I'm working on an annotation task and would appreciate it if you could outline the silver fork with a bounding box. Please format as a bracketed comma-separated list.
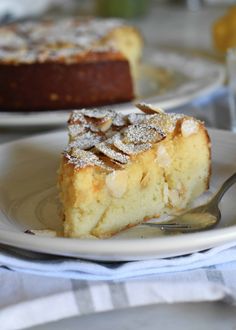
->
[143, 172, 236, 233]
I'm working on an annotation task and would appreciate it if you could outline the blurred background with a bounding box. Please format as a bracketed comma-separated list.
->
[0, 0, 235, 57]
[0, 0, 234, 22]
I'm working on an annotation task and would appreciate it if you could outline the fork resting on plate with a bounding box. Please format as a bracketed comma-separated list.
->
[143, 172, 236, 233]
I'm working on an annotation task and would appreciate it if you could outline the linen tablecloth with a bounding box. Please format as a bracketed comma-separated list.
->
[1, 241, 236, 330]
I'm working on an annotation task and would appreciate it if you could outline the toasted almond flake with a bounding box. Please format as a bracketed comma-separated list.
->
[105, 170, 128, 198]
[163, 182, 169, 204]
[136, 103, 165, 115]
[69, 131, 103, 150]
[181, 119, 199, 137]
[96, 141, 129, 164]
[168, 189, 180, 207]
[113, 134, 151, 155]
[156, 145, 171, 168]
[128, 113, 152, 124]
[98, 118, 113, 132]
[80, 108, 111, 119]
[65, 149, 110, 170]
[68, 124, 86, 138]
[124, 123, 164, 144]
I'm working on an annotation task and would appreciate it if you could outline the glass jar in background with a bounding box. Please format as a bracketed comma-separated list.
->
[227, 47, 236, 132]
[212, 6, 236, 54]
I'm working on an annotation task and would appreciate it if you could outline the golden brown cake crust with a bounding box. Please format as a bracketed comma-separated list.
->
[0, 57, 133, 111]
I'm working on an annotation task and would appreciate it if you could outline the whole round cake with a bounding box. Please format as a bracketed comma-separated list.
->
[0, 18, 142, 111]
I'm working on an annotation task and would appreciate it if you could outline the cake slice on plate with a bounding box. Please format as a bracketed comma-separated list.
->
[58, 104, 211, 238]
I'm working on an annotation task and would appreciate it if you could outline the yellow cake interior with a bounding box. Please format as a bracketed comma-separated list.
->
[100, 26, 143, 77]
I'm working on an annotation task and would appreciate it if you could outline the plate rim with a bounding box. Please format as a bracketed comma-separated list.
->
[0, 128, 236, 261]
[1, 224, 236, 261]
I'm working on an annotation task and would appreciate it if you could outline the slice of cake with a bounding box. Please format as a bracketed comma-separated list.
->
[0, 18, 142, 111]
[58, 104, 211, 239]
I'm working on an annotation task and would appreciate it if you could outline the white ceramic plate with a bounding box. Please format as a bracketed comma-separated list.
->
[0, 49, 225, 127]
[0, 128, 236, 261]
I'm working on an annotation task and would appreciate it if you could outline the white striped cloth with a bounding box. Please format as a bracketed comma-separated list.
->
[1, 241, 236, 330]
[0, 268, 235, 330]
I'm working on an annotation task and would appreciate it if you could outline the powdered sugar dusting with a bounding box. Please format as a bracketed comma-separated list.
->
[65, 149, 110, 170]
[0, 18, 124, 64]
[64, 104, 194, 171]
[124, 123, 164, 144]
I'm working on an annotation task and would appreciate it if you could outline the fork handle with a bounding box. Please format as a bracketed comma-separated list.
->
[213, 172, 236, 203]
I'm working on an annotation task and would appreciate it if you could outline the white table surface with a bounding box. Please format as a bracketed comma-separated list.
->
[30, 302, 236, 330]
[2, 3, 236, 329]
